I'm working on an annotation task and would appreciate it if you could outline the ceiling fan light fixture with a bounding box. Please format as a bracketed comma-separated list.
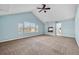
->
[37, 4, 50, 13]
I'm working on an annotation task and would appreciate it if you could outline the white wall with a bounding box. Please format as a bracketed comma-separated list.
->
[75, 5, 79, 46]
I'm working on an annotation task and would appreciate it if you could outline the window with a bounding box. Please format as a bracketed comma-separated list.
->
[24, 22, 30, 32]
[30, 23, 36, 32]
[24, 22, 38, 32]
[36, 25, 38, 32]
[18, 22, 38, 33]
[18, 23, 23, 32]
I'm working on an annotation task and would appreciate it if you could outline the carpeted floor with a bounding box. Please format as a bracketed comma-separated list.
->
[0, 35, 79, 55]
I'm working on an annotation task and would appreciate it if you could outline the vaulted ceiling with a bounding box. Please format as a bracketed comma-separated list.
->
[0, 4, 77, 22]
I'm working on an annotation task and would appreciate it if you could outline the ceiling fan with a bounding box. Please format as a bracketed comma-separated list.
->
[37, 4, 50, 13]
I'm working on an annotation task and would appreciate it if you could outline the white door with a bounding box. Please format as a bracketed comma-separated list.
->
[56, 22, 62, 36]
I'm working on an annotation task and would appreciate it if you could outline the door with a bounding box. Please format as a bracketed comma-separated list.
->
[56, 22, 62, 36]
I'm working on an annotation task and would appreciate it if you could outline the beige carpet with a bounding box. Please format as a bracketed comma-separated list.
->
[0, 35, 79, 55]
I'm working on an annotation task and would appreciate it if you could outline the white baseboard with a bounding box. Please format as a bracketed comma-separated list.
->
[75, 39, 79, 47]
[0, 34, 43, 43]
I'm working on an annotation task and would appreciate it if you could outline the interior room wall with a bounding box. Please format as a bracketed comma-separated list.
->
[60, 19, 75, 38]
[0, 11, 75, 42]
[44, 19, 75, 38]
[0, 12, 44, 42]
[75, 5, 79, 46]
[0, 19, 3, 39]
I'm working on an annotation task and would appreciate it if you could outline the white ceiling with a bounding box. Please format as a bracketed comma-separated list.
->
[0, 4, 77, 22]
[0, 4, 38, 15]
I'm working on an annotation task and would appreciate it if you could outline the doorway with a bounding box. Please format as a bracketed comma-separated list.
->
[56, 22, 62, 36]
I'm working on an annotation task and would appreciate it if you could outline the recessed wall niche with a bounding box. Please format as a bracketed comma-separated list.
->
[48, 27, 53, 32]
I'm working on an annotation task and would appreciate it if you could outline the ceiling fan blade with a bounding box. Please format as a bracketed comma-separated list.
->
[39, 9, 43, 12]
[37, 8, 42, 9]
[42, 4, 46, 9]
[45, 8, 50, 10]
[37, 4, 50, 13]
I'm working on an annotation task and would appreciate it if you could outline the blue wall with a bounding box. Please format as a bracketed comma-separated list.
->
[0, 18, 3, 39]
[61, 19, 75, 38]
[45, 19, 75, 38]
[0, 12, 44, 42]
[0, 11, 75, 42]
[75, 6, 79, 46]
